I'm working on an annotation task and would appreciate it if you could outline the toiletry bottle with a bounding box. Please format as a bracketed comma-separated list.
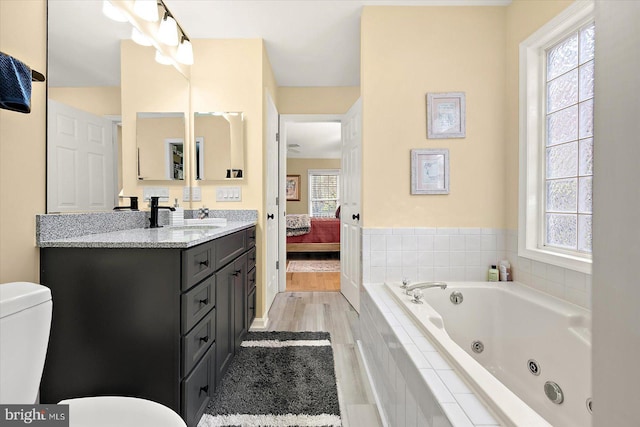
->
[488, 265, 499, 282]
[499, 260, 511, 281]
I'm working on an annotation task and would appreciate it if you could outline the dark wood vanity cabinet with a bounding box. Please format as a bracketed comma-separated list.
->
[39, 226, 256, 427]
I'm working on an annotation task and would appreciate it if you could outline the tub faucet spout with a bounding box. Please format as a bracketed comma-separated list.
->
[405, 281, 447, 295]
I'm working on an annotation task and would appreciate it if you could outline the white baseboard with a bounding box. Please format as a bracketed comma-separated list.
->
[249, 316, 269, 330]
[356, 339, 389, 427]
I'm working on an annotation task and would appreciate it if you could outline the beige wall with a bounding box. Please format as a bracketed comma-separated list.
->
[136, 116, 185, 180]
[286, 158, 342, 215]
[0, 0, 47, 283]
[504, 0, 573, 229]
[278, 87, 359, 114]
[120, 41, 190, 201]
[48, 86, 121, 117]
[362, 6, 506, 228]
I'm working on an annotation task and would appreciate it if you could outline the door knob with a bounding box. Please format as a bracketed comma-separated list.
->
[267, 213, 274, 219]
[352, 213, 360, 221]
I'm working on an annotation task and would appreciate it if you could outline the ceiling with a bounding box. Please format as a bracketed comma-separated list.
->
[286, 122, 342, 159]
[47, 0, 510, 157]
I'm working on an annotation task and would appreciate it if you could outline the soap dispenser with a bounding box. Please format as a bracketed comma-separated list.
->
[170, 198, 184, 226]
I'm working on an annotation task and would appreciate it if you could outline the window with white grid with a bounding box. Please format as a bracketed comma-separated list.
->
[308, 169, 340, 217]
[519, 0, 593, 273]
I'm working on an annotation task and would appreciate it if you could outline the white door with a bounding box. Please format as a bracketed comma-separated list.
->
[47, 100, 115, 212]
[265, 92, 280, 314]
[340, 98, 362, 312]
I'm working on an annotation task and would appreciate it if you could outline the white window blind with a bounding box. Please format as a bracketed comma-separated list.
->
[308, 169, 340, 217]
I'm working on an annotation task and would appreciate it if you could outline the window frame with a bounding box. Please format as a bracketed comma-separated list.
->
[307, 168, 340, 218]
[518, 0, 594, 274]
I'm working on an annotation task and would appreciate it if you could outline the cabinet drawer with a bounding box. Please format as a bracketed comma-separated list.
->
[247, 288, 256, 328]
[183, 242, 215, 291]
[182, 309, 215, 377]
[215, 231, 246, 268]
[247, 246, 256, 271]
[182, 345, 214, 427]
[182, 275, 215, 334]
[246, 226, 256, 249]
[247, 267, 256, 294]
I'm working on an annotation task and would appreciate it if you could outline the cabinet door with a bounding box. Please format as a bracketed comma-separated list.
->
[215, 262, 234, 385]
[233, 254, 248, 351]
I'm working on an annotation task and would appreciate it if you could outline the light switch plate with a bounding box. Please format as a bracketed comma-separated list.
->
[191, 187, 202, 202]
[216, 186, 242, 202]
[182, 187, 191, 202]
[143, 187, 169, 202]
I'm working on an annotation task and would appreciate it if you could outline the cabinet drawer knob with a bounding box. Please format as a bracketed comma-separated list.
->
[198, 298, 208, 305]
[199, 260, 209, 267]
[199, 385, 209, 394]
[232, 270, 241, 276]
[199, 336, 209, 343]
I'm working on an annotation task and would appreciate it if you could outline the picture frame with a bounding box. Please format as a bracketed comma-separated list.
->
[411, 149, 449, 195]
[426, 92, 466, 139]
[286, 175, 301, 201]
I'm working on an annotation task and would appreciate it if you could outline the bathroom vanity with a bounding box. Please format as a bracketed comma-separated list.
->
[38, 223, 256, 427]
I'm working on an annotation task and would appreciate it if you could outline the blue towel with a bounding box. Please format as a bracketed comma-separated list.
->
[0, 52, 32, 114]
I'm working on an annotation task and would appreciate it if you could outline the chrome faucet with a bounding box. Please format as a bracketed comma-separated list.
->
[198, 207, 209, 220]
[404, 281, 447, 295]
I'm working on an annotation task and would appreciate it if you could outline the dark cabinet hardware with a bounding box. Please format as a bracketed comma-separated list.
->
[267, 213, 274, 219]
[232, 270, 241, 276]
[352, 213, 360, 221]
[199, 336, 209, 343]
[199, 260, 209, 267]
[198, 298, 208, 305]
[199, 386, 209, 394]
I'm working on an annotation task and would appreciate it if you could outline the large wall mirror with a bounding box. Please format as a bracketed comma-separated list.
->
[193, 112, 245, 180]
[46, 0, 190, 213]
[136, 113, 186, 181]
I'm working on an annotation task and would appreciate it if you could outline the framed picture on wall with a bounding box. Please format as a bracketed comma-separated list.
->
[426, 92, 466, 139]
[411, 149, 449, 194]
[286, 175, 301, 201]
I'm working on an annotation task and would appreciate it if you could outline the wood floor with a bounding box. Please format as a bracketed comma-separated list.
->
[265, 292, 383, 427]
[286, 270, 341, 292]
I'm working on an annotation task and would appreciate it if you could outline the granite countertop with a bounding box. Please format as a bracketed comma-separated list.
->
[37, 221, 256, 249]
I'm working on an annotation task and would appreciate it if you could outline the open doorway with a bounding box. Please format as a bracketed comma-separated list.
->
[280, 117, 342, 292]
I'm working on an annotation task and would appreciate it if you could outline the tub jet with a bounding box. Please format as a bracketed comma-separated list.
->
[544, 381, 564, 404]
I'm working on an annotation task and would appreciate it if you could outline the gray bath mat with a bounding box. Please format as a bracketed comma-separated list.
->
[198, 331, 341, 427]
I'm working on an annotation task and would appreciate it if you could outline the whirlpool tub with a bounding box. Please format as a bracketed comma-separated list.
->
[384, 281, 592, 427]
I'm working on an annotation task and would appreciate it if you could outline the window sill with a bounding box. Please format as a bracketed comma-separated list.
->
[518, 244, 592, 274]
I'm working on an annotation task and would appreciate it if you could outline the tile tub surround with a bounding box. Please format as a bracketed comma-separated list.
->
[358, 283, 501, 427]
[362, 228, 591, 309]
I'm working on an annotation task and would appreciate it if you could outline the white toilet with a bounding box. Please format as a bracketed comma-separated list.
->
[0, 282, 187, 427]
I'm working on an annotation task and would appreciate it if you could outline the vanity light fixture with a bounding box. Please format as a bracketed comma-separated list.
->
[132, 27, 153, 46]
[133, 0, 159, 22]
[154, 50, 173, 65]
[158, 11, 179, 46]
[176, 37, 194, 65]
[102, 0, 128, 22]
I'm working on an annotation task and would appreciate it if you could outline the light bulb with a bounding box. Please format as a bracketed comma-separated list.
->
[131, 27, 152, 46]
[102, 0, 128, 22]
[133, 0, 159, 22]
[176, 39, 194, 65]
[155, 50, 173, 65]
[158, 14, 179, 46]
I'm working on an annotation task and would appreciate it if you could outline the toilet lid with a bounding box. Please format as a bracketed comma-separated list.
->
[0, 282, 52, 318]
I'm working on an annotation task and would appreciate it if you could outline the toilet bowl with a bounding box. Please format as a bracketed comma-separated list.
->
[0, 282, 186, 427]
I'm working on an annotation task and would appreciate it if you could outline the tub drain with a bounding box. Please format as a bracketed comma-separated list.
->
[471, 340, 484, 354]
[527, 359, 541, 376]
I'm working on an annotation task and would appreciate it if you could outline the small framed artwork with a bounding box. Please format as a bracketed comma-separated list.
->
[411, 149, 449, 195]
[286, 175, 301, 201]
[426, 92, 466, 139]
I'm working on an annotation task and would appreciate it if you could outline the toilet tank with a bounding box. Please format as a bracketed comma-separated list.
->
[0, 282, 52, 404]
